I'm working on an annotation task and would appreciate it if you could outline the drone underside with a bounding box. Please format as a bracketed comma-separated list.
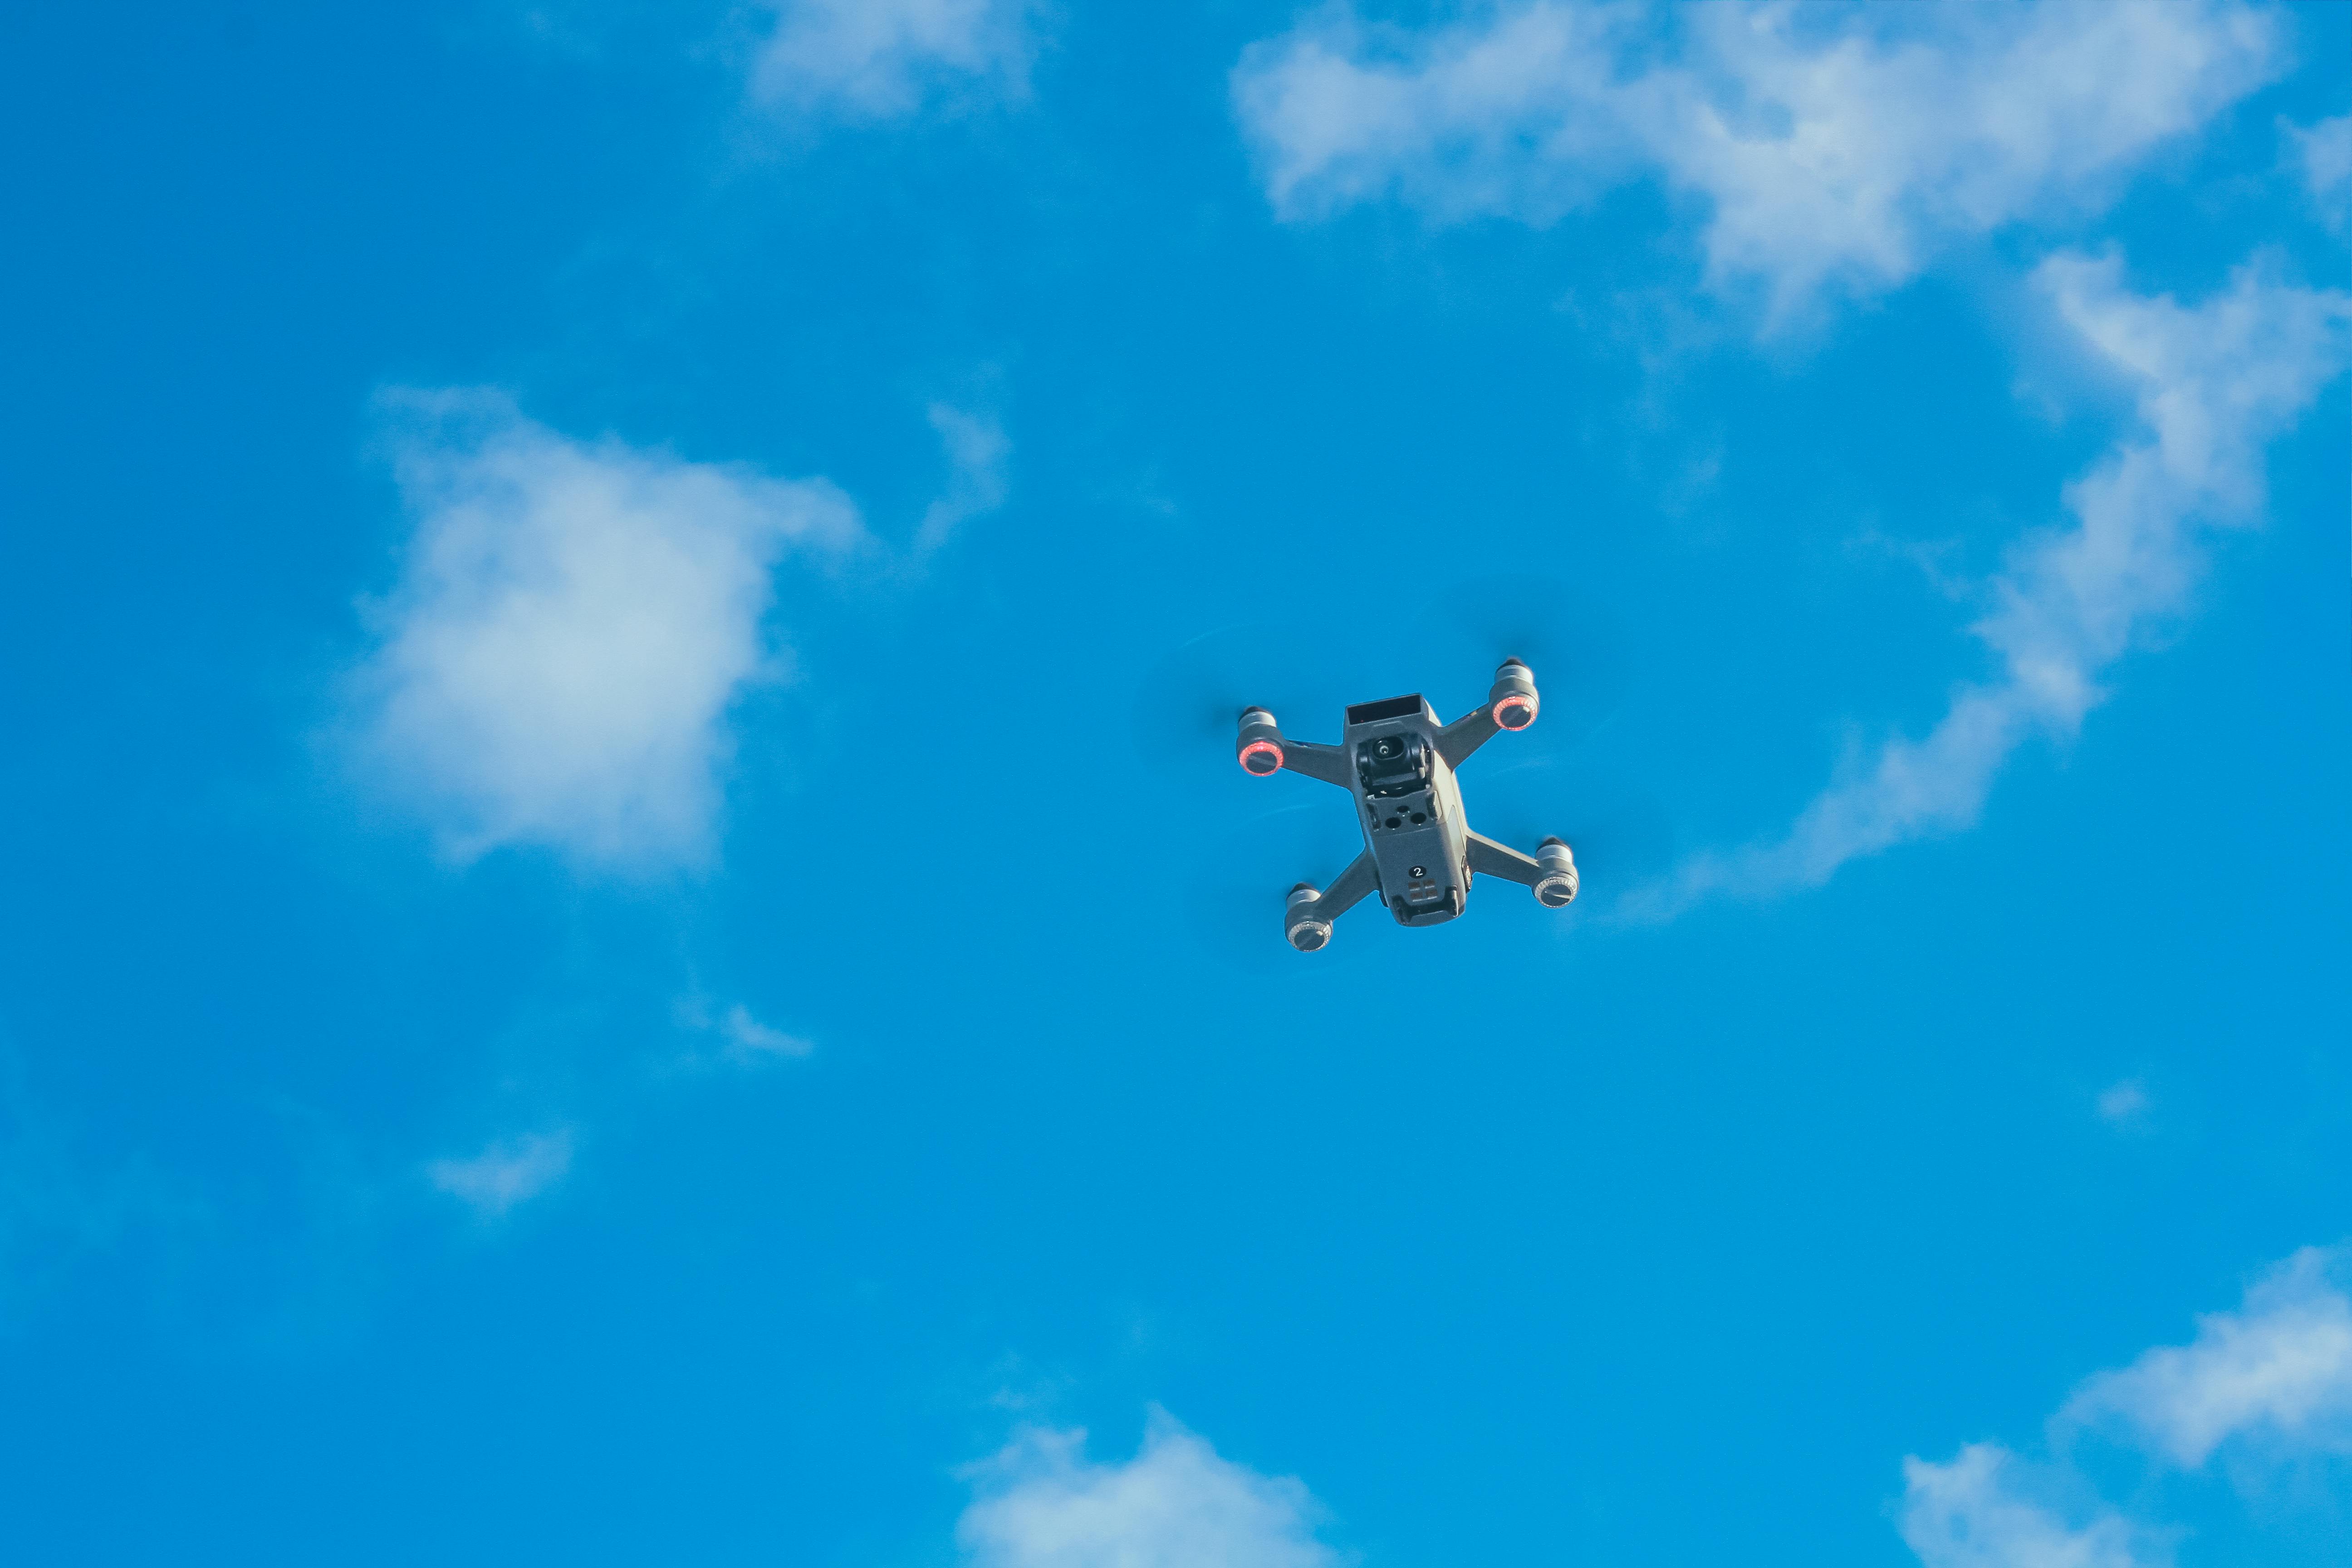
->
[1236, 659, 1578, 951]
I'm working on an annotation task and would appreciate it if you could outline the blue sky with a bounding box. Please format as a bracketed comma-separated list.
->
[1, 2, 2349, 1564]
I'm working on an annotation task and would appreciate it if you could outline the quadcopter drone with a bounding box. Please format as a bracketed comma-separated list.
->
[1236, 658, 1578, 951]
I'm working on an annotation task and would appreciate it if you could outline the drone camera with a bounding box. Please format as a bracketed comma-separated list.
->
[1488, 659, 1539, 730]
[1356, 731, 1430, 798]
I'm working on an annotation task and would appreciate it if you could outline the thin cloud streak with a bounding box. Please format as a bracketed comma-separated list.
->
[720, 1003, 814, 1061]
[915, 402, 1011, 558]
[426, 1128, 575, 1218]
[671, 995, 817, 1067]
[1625, 251, 2352, 918]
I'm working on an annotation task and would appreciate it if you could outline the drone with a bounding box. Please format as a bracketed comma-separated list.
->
[1236, 659, 1578, 951]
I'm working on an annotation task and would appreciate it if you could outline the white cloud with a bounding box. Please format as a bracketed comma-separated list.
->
[956, 1408, 1341, 1568]
[2062, 1247, 2352, 1468]
[750, 0, 1038, 120]
[2285, 112, 2352, 233]
[426, 1128, 574, 1217]
[1233, 1, 2287, 323]
[1629, 250, 2351, 915]
[2095, 1079, 2150, 1124]
[1900, 1444, 2161, 1568]
[1899, 1245, 2352, 1565]
[720, 1002, 813, 1060]
[351, 389, 862, 872]
[672, 995, 816, 1065]
[915, 402, 1011, 556]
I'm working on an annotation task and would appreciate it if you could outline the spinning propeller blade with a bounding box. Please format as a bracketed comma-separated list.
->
[1436, 572, 1632, 746]
[1130, 621, 1349, 786]
[1176, 802, 1365, 973]
[1471, 760, 1677, 899]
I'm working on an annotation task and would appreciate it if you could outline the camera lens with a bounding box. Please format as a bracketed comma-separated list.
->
[1376, 737, 1401, 759]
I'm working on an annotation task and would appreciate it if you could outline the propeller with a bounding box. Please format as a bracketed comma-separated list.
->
[1427, 568, 1661, 898]
[1469, 758, 1677, 903]
[1132, 581, 1660, 941]
[1433, 571, 1632, 748]
[1174, 800, 1367, 975]
[1129, 620, 1354, 789]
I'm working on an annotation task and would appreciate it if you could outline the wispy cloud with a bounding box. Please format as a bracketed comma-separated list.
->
[2285, 113, 2352, 234]
[2061, 1246, 2352, 1469]
[426, 1128, 575, 1218]
[915, 402, 1011, 557]
[1233, 0, 2285, 326]
[675, 995, 816, 1065]
[749, 0, 1039, 121]
[0, 1055, 182, 1323]
[719, 1003, 813, 1061]
[1627, 250, 2351, 916]
[1900, 1245, 2352, 1565]
[349, 388, 862, 873]
[2095, 1079, 2150, 1126]
[1901, 1443, 2161, 1568]
[957, 1407, 1341, 1568]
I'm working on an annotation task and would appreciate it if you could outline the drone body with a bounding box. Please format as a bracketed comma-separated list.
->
[1236, 659, 1578, 951]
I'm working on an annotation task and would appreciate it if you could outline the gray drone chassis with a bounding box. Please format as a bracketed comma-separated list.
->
[1236, 659, 1578, 951]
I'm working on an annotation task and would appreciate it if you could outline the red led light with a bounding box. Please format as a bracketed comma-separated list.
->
[1493, 694, 1537, 730]
[1239, 739, 1285, 775]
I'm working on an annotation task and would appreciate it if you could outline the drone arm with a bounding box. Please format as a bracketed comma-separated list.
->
[1240, 707, 1354, 787]
[1277, 739, 1353, 788]
[1437, 708, 1501, 769]
[1318, 851, 1379, 918]
[1463, 830, 1544, 887]
[1467, 831, 1580, 907]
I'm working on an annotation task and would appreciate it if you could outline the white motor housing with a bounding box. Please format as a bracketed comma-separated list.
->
[1237, 707, 1285, 776]
[1533, 837, 1578, 907]
[1488, 659, 1539, 731]
[1284, 882, 1333, 950]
